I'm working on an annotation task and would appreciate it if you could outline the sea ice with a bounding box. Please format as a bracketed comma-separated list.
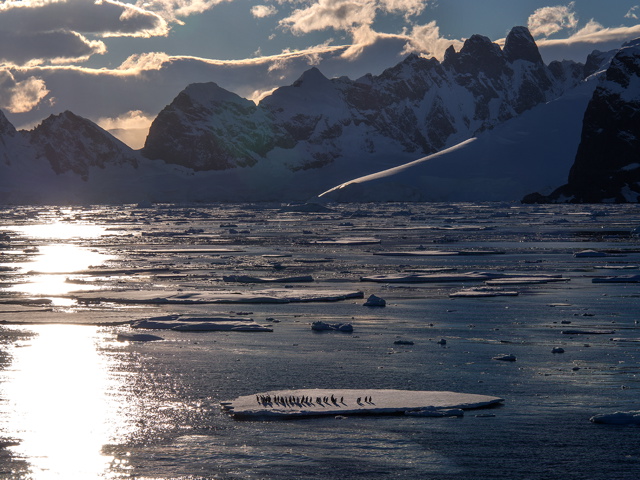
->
[574, 250, 608, 258]
[592, 275, 640, 283]
[221, 389, 503, 418]
[493, 354, 517, 362]
[116, 333, 164, 342]
[449, 287, 519, 297]
[360, 272, 504, 283]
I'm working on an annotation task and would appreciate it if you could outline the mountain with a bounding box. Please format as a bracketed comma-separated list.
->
[523, 39, 640, 203]
[316, 78, 599, 202]
[143, 27, 584, 179]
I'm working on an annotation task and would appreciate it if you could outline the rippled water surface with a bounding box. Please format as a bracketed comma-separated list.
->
[1, 203, 640, 479]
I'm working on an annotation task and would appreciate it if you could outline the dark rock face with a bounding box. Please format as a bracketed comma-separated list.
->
[523, 40, 640, 203]
[143, 26, 585, 172]
[29, 111, 139, 180]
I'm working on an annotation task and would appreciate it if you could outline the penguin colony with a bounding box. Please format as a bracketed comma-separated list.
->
[255, 394, 374, 407]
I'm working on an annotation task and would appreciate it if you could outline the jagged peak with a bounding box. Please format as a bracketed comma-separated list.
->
[0, 109, 17, 136]
[292, 67, 331, 88]
[459, 34, 502, 58]
[503, 26, 543, 64]
[182, 82, 248, 106]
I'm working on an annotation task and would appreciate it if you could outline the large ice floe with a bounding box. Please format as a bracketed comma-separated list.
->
[132, 315, 273, 332]
[221, 389, 504, 419]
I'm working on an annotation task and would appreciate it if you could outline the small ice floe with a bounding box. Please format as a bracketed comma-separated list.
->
[592, 275, 640, 283]
[132, 316, 273, 332]
[360, 272, 504, 283]
[311, 321, 353, 332]
[311, 237, 381, 245]
[394, 340, 414, 346]
[574, 250, 608, 258]
[485, 276, 569, 286]
[493, 354, 516, 362]
[610, 338, 640, 343]
[221, 389, 503, 419]
[437, 339, 447, 346]
[223, 275, 314, 283]
[405, 408, 464, 417]
[449, 287, 518, 298]
[561, 329, 615, 335]
[590, 411, 640, 425]
[363, 294, 386, 306]
[116, 333, 164, 342]
[374, 250, 503, 257]
[551, 347, 565, 354]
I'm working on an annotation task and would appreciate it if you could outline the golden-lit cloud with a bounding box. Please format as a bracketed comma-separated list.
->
[0, 70, 49, 113]
[527, 2, 578, 38]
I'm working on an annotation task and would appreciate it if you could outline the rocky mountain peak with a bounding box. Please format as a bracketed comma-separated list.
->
[445, 34, 508, 77]
[292, 67, 331, 88]
[0, 109, 17, 138]
[182, 82, 250, 108]
[503, 26, 543, 64]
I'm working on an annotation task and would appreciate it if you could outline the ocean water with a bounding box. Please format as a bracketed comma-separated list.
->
[1, 202, 640, 479]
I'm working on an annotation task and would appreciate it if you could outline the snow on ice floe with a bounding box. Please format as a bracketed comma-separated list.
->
[132, 315, 273, 332]
[574, 249, 609, 258]
[71, 288, 364, 304]
[590, 411, 640, 425]
[220, 389, 503, 419]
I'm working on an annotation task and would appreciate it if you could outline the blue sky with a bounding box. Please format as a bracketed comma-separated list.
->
[1, 0, 640, 148]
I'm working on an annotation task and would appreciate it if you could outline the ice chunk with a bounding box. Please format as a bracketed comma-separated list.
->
[363, 294, 386, 306]
[493, 354, 516, 361]
[311, 321, 353, 332]
[311, 237, 380, 245]
[574, 249, 609, 258]
[221, 389, 504, 419]
[360, 272, 504, 283]
[551, 347, 565, 354]
[116, 333, 164, 342]
[590, 411, 640, 425]
[561, 329, 615, 335]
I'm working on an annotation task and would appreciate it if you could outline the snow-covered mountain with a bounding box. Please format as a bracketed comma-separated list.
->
[143, 27, 584, 176]
[1, 26, 634, 205]
[523, 39, 640, 203]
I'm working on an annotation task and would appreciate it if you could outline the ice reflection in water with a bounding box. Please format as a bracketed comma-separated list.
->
[1, 326, 133, 479]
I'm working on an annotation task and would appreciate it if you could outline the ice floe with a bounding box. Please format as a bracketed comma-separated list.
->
[449, 287, 519, 298]
[116, 333, 164, 342]
[590, 411, 640, 425]
[311, 237, 381, 245]
[132, 316, 273, 332]
[493, 354, 517, 362]
[373, 250, 503, 257]
[574, 250, 609, 258]
[71, 288, 364, 304]
[220, 389, 503, 418]
[360, 272, 504, 283]
[223, 275, 314, 283]
[561, 329, 615, 335]
[592, 275, 640, 283]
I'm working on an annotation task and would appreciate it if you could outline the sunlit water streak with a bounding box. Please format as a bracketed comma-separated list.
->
[0, 325, 134, 479]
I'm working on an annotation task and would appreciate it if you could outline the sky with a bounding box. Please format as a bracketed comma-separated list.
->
[1, 0, 640, 149]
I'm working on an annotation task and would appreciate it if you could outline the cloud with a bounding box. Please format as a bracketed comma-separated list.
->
[537, 22, 640, 62]
[0, 70, 49, 113]
[527, 2, 578, 38]
[137, 0, 231, 22]
[402, 21, 464, 60]
[625, 6, 639, 20]
[0, 0, 168, 37]
[0, 0, 167, 66]
[0, 30, 106, 66]
[251, 5, 278, 18]
[280, 0, 430, 36]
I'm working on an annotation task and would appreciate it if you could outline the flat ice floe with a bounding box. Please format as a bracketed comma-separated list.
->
[71, 288, 364, 304]
[221, 389, 503, 418]
[590, 411, 640, 425]
[132, 316, 273, 332]
[360, 272, 505, 283]
[592, 275, 640, 283]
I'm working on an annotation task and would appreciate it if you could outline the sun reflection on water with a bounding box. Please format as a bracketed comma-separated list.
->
[0, 325, 134, 479]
